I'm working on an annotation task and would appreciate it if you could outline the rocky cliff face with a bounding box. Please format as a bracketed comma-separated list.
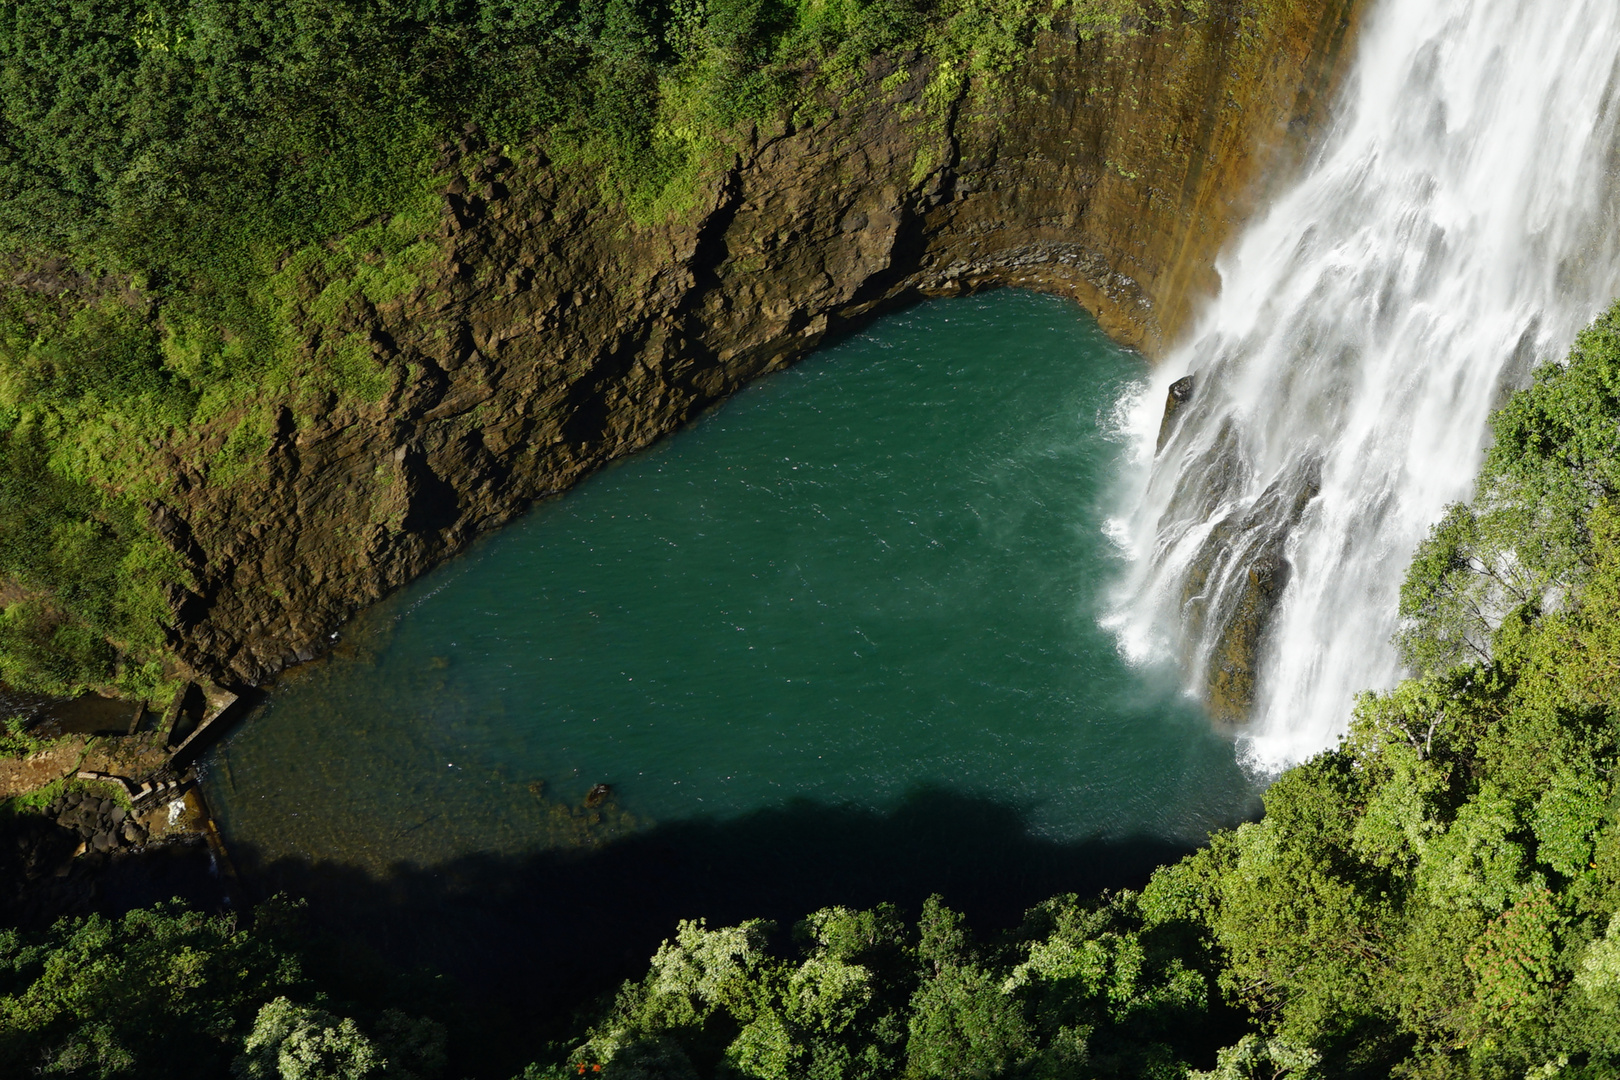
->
[147, 0, 1361, 687]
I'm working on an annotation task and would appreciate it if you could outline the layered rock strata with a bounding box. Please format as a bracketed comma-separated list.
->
[99, 0, 1362, 687]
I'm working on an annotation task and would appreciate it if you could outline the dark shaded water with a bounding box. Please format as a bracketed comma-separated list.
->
[201, 292, 1260, 1020]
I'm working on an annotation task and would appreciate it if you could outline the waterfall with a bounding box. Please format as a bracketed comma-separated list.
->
[1105, 0, 1620, 769]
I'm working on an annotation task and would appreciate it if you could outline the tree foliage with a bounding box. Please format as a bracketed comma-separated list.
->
[0, 900, 306, 1078]
[0, 899, 449, 1080]
[1398, 304, 1620, 675]
[233, 996, 447, 1080]
[553, 893, 1230, 1079]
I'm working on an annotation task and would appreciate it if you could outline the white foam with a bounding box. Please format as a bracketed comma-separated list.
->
[1106, 0, 1620, 770]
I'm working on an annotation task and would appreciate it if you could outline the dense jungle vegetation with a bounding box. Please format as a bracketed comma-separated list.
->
[5, 305, 1620, 1078]
[0, 0, 1212, 698]
[5, 1, 1618, 1077]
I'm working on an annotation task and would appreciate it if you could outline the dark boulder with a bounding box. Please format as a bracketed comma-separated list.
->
[1156, 375, 1196, 453]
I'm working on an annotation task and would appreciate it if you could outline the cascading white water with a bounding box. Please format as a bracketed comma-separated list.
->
[1106, 0, 1620, 770]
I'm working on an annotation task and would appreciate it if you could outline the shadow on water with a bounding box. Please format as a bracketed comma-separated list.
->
[225, 785, 1242, 1072]
[179, 292, 1267, 1071]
